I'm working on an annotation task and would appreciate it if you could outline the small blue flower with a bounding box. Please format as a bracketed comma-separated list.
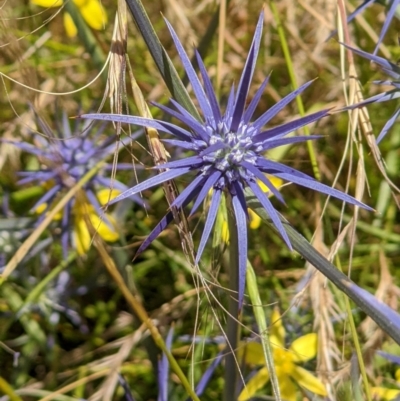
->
[341, 43, 400, 143]
[344, 0, 400, 55]
[7, 112, 143, 256]
[82, 11, 372, 306]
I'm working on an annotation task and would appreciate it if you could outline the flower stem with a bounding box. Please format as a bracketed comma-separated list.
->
[224, 195, 240, 401]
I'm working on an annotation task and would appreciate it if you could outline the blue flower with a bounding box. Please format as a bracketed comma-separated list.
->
[341, 43, 400, 143]
[7, 113, 143, 256]
[82, 11, 372, 306]
[343, 0, 400, 55]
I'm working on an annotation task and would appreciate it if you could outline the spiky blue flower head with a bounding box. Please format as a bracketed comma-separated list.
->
[343, 0, 400, 55]
[8, 112, 143, 257]
[341, 43, 400, 143]
[82, 11, 372, 306]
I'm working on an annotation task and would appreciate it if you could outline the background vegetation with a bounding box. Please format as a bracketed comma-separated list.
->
[1, 1, 400, 400]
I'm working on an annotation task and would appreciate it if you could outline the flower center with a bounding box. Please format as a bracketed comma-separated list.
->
[274, 348, 295, 374]
[58, 138, 97, 182]
[205, 123, 255, 172]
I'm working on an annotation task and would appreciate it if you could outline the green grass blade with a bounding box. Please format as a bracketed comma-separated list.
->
[336, 256, 371, 401]
[0, 377, 23, 401]
[246, 261, 281, 401]
[124, 0, 200, 120]
[269, 0, 320, 181]
[1, 285, 47, 347]
[16, 252, 77, 318]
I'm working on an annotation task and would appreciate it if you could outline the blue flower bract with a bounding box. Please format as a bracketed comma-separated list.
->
[82, 11, 372, 306]
[341, 43, 400, 143]
[345, 0, 400, 55]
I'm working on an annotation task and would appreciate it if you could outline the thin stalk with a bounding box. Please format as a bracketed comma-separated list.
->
[224, 195, 240, 401]
[269, 0, 320, 180]
[246, 261, 280, 401]
[346, 294, 372, 400]
[94, 238, 201, 401]
[0, 377, 23, 401]
[216, 0, 227, 99]
[335, 257, 372, 401]
[16, 252, 77, 317]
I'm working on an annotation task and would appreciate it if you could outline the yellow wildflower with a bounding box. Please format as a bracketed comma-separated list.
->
[249, 175, 283, 230]
[72, 189, 120, 255]
[31, 0, 107, 37]
[371, 368, 400, 400]
[36, 188, 120, 255]
[371, 387, 400, 401]
[239, 309, 327, 401]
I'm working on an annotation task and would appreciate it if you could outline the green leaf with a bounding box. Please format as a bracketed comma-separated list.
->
[246, 261, 281, 401]
[124, 0, 200, 119]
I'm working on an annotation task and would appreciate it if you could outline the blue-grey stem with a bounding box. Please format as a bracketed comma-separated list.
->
[224, 195, 240, 401]
[245, 189, 400, 345]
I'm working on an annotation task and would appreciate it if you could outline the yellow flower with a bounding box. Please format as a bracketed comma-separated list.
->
[239, 309, 327, 401]
[221, 219, 229, 244]
[371, 369, 400, 400]
[72, 189, 120, 255]
[36, 188, 120, 255]
[249, 175, 283, 230]
[371, 387, 400, 401]
[31, 0, 107, 37]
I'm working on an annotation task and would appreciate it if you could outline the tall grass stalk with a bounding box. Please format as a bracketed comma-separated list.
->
[269, 0, 320, 180]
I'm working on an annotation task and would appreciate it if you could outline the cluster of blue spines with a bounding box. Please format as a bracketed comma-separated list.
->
[342, 44, 400, 143]
[83, 11, 372, 307]
[346, 0, 400, 55]
[341, 0, 400, 143]
[9, 113, 142, 256]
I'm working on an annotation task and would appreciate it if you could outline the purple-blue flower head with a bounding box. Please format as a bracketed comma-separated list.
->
[8, 113, 142, 256]
[341, 43, 400, 143]
[82, 11, 372, 306]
